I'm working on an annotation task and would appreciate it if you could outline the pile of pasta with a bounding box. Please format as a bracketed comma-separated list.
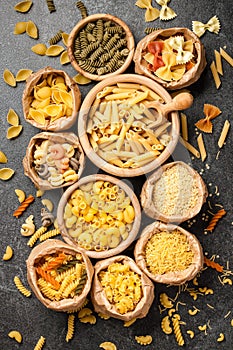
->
[33, 139, 80, 187]
[145, 229, 194, 275]
[73, 19, 129, 75]
[35, 251, 87, 301]
[143, 35, 197, 82]
[27, 73, 73, 125]
[86, 83, 171, 168]
[63, 180, 135, 251]
[98, 262, 142, 314]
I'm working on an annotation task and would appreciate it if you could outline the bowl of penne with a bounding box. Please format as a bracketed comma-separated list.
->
[57, 174, 141, 259]
[133, 27, 206, 90]
[22, 66, 81, 131]
[67, 13, 135, 81]
[78, 73, 193, 177]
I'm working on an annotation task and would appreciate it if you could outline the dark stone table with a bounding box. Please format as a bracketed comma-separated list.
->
[0, 1, 232, 349]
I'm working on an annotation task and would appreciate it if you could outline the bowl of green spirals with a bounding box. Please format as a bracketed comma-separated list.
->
[67, 13, 135, 81]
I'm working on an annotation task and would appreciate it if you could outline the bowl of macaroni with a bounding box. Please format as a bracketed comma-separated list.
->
[22, 66, 81, 131]
[67, 13, 135, 81]
[57, 174, 141, 259]
[78, 74, 194, 177]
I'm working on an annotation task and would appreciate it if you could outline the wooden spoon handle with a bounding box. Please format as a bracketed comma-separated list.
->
[145, 92, 193, 117]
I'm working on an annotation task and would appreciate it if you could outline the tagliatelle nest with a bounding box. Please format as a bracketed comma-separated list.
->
[26, 239, 94, 312]
[133, 27, 206, 90]
[22, 66, 81, 131]
[23, 132, 85, 190]
[134, 221, 204, 285]
[91, 255, 154, 321]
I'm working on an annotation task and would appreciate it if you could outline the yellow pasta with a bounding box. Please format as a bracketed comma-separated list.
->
[7, 108, 19, 126]
[16, 69, 33, 82]
[217, 333, 225, 342]
[220, 47, 233, 67]
[135, 335, 153, 345]
[79, 314, 96, 324]
[41, 198, 54, 212]
[14, 21, 27, 34]
[15, 188, 26, 203]
[3, 68, 16, 87]
[66, 314, 75, 342]
[161, 315, 173, 334]
[0, 168, 15, 180]
[31, 43, 47, 56]
[26, 20, 39, 39]
[180, 112, 188, 141]
[14, 1, 33, 13]
[73, 73, 91, 85]
[78, 307, 93, 319]
[6, 125, 23, 139]
[33, 336, 46, 350]
[14, 276, 31, 297]
[214, 50, 223, 75]
[8, 330, 22, 343]
[46, 45, 65, 56]
[2, 245, 14, 261]
[210, 61, 221, 89]
[0, 150, 8, 163]
[99, 342, 117, 350]
[180, 138, 200, 158]
[197, 133, 207, 161]
[218, 120, 230, 148]
[20, 214, 35, 236]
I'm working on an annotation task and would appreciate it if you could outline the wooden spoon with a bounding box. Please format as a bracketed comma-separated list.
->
[144, 92, 193, 117]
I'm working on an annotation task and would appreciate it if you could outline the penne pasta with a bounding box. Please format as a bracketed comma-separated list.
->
[117, 82, 141, 89]
[218, 120, 230, 148]
[97, 86, 116, 99]
[105, 92, 133, 100]
[197, 133, 207, 162]
[210, 61, 221, 89]
[220, 47, 233, 67]
[214, 50, 223, 75]
[180, 138, 200, 158]
[112, 88, 137, 94]
[180, 112, 188, 141]
[127, 91, 149, 106]
[140, 85, 163, 101]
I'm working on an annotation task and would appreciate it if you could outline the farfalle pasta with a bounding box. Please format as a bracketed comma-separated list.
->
[22, 67, 81, 131]
[134, 27, 206, 89]
[192, 15, 221, 38]
[23, 132, 85, 190]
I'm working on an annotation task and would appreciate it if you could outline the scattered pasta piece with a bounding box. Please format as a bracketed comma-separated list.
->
[8, 330, 22, 343]
[156, 0, 177, 21]
[7, 108, 19, 126]
[188, 307, 199, 316]
[7, 125, 23, 139]
[41, 198, 54, 212]
[26, 20, 39, 39]
[217, 333, 225, 342]
[205, 209, 226, 232]
[214, 50, 223, 75]
[160, 293, 174, 308]
[172, 315, 185, 346]
[33, 336, 46, 350]
[39, 228, 60, 242]
[204, 257, 224, 272]
[60, 50, 70, 65]
[14, 21, 27, 35]
[66, 314, 75, 342]
[195, 104, 222, 133]
[3, 69, 16, 87]
[14, 276, 31, 297]
[14, 1, 33, 13]
[135, 0, 160, 22]
[135, 335, 152, 346]
[21, 215, 35, 236]
[180, 138, 200, 158]
[99, 342, 117, 350]
[46, 45, 64, 56]
[2, 245, 14, 261]
[62, 32, 69, 47]
[192, 15, 221, 37]
[124, 318, 136, 327]
[161, 315, 173, 334]
[210, 61, 221, 89]
[15, 69, 33, 82]
[31, 43, 47, 56]
[187, 330, 195, 338]
[79, 315, 96, 324]
[231, 319, 233, 327]
[15, 189, 26, 203]
[222, 278, 232, 285]
[197, 133, 207, 161]
[220, 48, 233, 67]
[78, 307, 92, 319]
[218, 120, 230, 148]
[36, 189, 44, 197]
[27, 226, 47, 247]
[0, 168, 15, 180]
[98, 312, 110, 320]
[0, 150, 8, 163]
[13, 194, 35, 218]
[73, 73, 92, 85]
[180, 112, 188, 141]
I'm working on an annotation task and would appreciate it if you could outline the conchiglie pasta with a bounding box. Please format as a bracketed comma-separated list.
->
[60, 51, 70, 65]
[46, 45, 64, 56]
[14, 1, 33, 13]
[73, 74, 92, 85]
[0, 168, 15, 180]
[31, 43, 47, 56]
[26, 20, 38, 39]
[16, 69, 33, 82]
[62, 33, 69, 47]
[0, 150, 8, 163]
[3, 69, 16, 87]
[14, 21, 27, 34]
[7, 109, 19, 126]
[7, 125, 23, 139]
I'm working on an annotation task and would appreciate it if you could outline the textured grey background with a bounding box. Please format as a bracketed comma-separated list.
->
[0, 1, 233, 349]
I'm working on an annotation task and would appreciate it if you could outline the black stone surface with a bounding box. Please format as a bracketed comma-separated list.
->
[0, 1, 233, 349]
